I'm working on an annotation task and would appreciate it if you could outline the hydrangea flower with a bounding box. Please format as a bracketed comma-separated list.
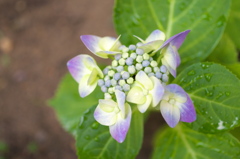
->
[160, 84, 196, 128]
[126, 71, 164, 113]
[67, 29, 196, 143]
[94, 90, 131, 143]
[67, 54, 103, 97]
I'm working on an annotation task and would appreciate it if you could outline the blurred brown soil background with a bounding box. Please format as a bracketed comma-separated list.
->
[0, 0, 165, 159]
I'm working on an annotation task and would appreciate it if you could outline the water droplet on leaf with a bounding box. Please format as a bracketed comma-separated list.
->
[204, 73, 213, 82]
[188, 70, 195, 75]
[91, 122, 99, 129]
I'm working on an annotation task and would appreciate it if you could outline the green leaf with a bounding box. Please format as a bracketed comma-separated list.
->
[225, 0, 240, 49]
[76, 106, 143, 159]
[114, 0, 231, 68]
[225, 63, 240, 79]
[174, 62, 240, 133]
[48, 74, 103, 137]
[206, 33, 238, 64]
[151, 124, 240, 159]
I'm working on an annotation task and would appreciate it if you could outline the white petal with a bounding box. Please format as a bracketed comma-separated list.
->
[110, 35, 122, 51]
[135, 71, 153, 90]
[145, 30, 165, 42]
[98, 99, 117, 112]
[150, 76, 164, 107]
[94, 102, 117, 126]
[79, 75, 98, 98]
[99, 36, 118, 51]
[160, 100, 180, 128]
[137, 95, 152, 113]
[162, 46, 178, 70]
[115, 90, 126, 117]
[138, 40, 164, 53]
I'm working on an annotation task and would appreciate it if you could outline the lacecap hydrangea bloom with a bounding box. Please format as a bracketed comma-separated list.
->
[67, 30, 196, 143]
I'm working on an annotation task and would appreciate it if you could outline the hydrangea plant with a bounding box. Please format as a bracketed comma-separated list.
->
[49, 0, 240, 158]
[67, 30, 196, 143]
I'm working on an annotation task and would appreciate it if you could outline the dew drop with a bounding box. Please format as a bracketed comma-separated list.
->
[204, 73, 213, 82]
[187, 70, 195, 75]
[84, 135, 90, 140]
[216, 92, 223, 100]
[201, 63, 211, 69]
[205, 89, 214, 97]
[94, 137, 99, 142]
[202, 13, 212, 21]
[91, 122, 99, 129]
[216, 15, 226, 27]
[131, 14, 140, 25]
[79, 116, 85, 129]
[225, 92, 231, 96]
[84, 109, 91, 115]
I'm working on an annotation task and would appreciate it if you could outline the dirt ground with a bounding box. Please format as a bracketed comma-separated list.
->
[0, 0, 166, 158]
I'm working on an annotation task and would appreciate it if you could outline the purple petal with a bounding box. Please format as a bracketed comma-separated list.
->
[80, 35, 101, 53]
[179, 95, 196, 122]
[165, 84, 187, 99]
[165, 84, 196, 123]
[161, 30, 190, 49]
[160, 100, 180, 128]
[67, 55, 90, 82]
[110, 104, 132, 143]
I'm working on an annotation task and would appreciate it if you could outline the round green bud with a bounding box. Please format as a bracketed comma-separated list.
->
[112, 60, 118, 67]
[144, 67, 152, 73]
[143, 53, 150, 60]
[154, 67, 160, 73]
[108, 87, 115, 94]
[128, 65, 136, 74]
[108, 70, 115, 77]
[119, 58, 126, 66]
[119, 79, 126, 86]
[127, 77, 134, 84]
[104, 93, 112, 99]
[130, 53, 137, 59]
[111, 79, 117, 86]
[122, 52, 129, 59]
[122, 47, 129, 53]
[151, 61, 158, 67]
[136, 63, 143, 70]
[136, 55, 143, 63]
[104, 75, 110, 81]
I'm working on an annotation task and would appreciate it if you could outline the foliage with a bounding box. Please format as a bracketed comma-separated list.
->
[49, 0, 240, 158]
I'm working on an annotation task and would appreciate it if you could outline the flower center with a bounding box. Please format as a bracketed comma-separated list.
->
[169, 98, 176, 105]
[98, 44, 170, 97]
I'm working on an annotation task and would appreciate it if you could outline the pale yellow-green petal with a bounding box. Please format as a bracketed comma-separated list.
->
[137, 95, 152, 113]
[79, 74, 97, 98]
[99, 99, 118, 113]
[126, 86, 146, 105]
[87, 68, 98, 85]
[135, 71, 153, 90]
[110, 35, 122, 51]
